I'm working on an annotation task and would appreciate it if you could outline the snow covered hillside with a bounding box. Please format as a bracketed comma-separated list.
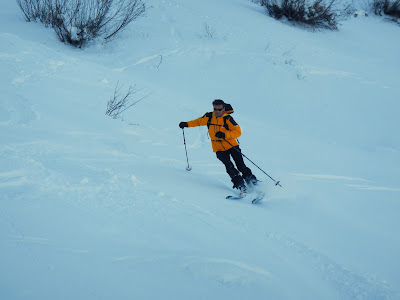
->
[1, 0, 399, 299]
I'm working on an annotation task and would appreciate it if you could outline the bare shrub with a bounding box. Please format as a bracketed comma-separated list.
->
[200, 22, 216, 39]
[372, 0, 400, 18]
[260, 0, 354, 30]
[17, 0, 146, 48]
[106, 83, 147, 119]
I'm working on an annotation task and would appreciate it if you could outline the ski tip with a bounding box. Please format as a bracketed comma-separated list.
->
[251, 192, 265, 204]
[226, 195, 243, 200]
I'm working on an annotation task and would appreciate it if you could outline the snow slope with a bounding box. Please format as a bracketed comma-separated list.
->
[1, 0, 400, 299]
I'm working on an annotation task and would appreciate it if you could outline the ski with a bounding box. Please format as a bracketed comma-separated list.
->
[226, 191, 265, 204]
[226, 195, 245, 200]
[251, 191, 265, 204]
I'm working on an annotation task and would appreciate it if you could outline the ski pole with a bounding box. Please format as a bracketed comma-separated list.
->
[223, 138, 282, 187]
[182, 128, 192, 171]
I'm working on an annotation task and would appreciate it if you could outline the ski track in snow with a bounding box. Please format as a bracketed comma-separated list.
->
[265, 233, 399, 300]
[183, 256, 273, 286]
[291, 173, 400, 193]
[346, 184, 400, 192]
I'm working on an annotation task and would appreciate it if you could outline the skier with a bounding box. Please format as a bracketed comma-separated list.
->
[179, 99, 257, 195]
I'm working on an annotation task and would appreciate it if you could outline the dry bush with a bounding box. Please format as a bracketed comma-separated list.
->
[17, 0, 146, 47]
[260, 0, 354, 30]
[372, 0, 400, 18]
[106, 83, 148, 119]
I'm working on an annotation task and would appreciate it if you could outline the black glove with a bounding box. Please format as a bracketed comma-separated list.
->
[215, 131, 225, 139]
[179, 122, 188, 129]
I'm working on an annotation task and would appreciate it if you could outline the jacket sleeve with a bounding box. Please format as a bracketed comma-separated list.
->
[222, 117, 241, 140]
[186, 113, 209, 128]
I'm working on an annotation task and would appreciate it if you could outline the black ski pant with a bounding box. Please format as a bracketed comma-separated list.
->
[216, 146, 253, 186]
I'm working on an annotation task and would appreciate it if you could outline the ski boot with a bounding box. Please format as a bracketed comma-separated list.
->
[245, 174, 258, 186]
[238, 184, 247, 197]
[232, 175, 247, 197]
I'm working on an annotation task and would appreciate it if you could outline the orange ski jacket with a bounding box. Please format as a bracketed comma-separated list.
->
[186, 111, 241, 152]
